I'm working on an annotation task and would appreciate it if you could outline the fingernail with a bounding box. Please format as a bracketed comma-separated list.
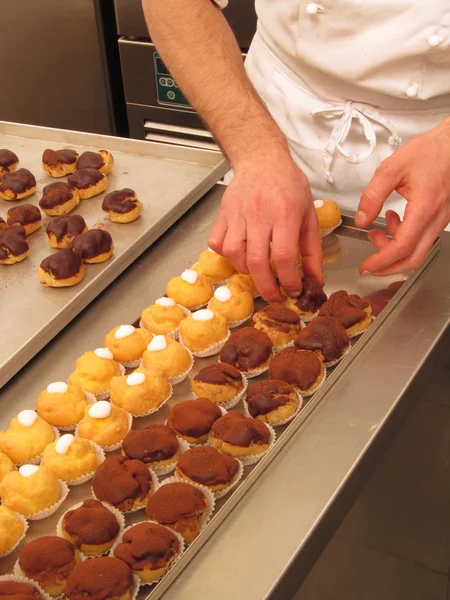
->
[356, 210, 367, 224]
[361, 270, 371, 276]
[287, 291, 301, 298]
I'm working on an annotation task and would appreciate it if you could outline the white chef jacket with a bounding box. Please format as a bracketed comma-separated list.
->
[214, 0, 450, 224]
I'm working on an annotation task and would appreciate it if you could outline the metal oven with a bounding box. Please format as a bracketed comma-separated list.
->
[114, 0, 257, 149]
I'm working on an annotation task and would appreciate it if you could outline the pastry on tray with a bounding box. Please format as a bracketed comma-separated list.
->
[102, 188, 142, 223]
[269, 347, 325, 396]
[294, 315, 350, 365]
[68, 348, 122, 398]
[67, 167, 107, 199]
[6, 204, 41, 235]
[0, 409, 56, 465]
[140, 297, 188, 337]
[76, 150, 114, 175]
[105, 324, 152, 367]
[38, 248, 84, 287]
[0, 451, 14, 484]
[0, 506, 26, 557]
[76, 401, 130, 450]
[192, 248, 236, 284]
[209, 411, 271, 460]
[0, 168, 36, 200]
[36, 381, 90, 430]
[122, 423, 181, 472]
[245, 380, 300, 425]
[142, 335, 192, 384]
[166, 269, 213, 310]
[42, 149, 79, 177]
[219, 326, 273, 377]
[0, 580, 45, 599]
[228, 272, 260, 298]
[166, 397, 222, 445]
[207, 284, 253, 327]
[176, 445, 240, 494]
[46, 214, 87, 249]
[178, 309, 229, 357]
[110, 367, 171, 417]
[41, 434, 101, 484]
[0, 225, 29, 265]
[64, 557, 133, 600]
[314, 198, 342, 235]
[192, 363, 244, 406]
[70, 229, 114, 264]
[0, 149, 19, 174]
[253, 303, 303, 350]
[39, 181, 80, 216]
[319, 290, 372, 336]
[284, 276, 328, 321]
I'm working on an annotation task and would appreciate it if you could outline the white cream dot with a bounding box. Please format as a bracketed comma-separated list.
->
[56, 434, 75, 455]
[114, 325, 135, 339]
[181, 269, 199, 284]
[19, 465, 40, 478]
[306, 3, 323, 15]
[214, 286, 232, 303]
[406, 84, 419, 98]
[156, 297, 176, 307]
[126, 372, 146, 386]
[147, 335, 167, 352]
[47, 382, 69, 394]
[18, 410, 38, 427]
[192, 309, 214, 322]
[94, 348, 114, 360]
[314, 200, 324, 209]
[428, 34, 444, 48]
[89, 401, 112, 419]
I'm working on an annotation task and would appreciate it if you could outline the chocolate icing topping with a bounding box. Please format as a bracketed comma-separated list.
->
[220, 326, 272, 371]
[43, 181, 74, 195]
[146, 482, 207, 524]
[40, 187, 75, 210]
[114, 522, 180, 571]
[40, 248, 82, 280]
[0, 168, 36, 199]
[193, 363, 242, 387]
[70, 229, 113, 260]
[319, 290, 370, 329]
[254, 304, 300, 333]
[65, 557, 132, 600]
[295, 316, 349, 362]
[68, 167, 104, 189]
[7, 204, 41, 227]
[63, 499, 120, 547]
[293, 276, 328, 313]
[92, 456, 152, 507]
[0, 225, 29, 259]
[0, 149, 19, 170]
[246, 380, 296, 418]
[211, 412, 270, 447]
[167, 397, 222, 438]
[102, 188, 138, 214]
[0, 216, 6, 228]
[178, 446, 239, 486]
[269, 347, 322, 391]
[19, 536, 75, 575]
[0, 581, 43, 599]
[46, 214, 86, 242]
[122, 424, 179, 463]
[76, 151, 104, 171]
[42, 148, 78, 167]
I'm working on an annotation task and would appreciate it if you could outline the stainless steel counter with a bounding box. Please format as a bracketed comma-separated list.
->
[1, 185, 449, 598]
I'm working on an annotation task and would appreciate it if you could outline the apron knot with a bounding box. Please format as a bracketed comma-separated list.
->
[312, 101, 402, 183]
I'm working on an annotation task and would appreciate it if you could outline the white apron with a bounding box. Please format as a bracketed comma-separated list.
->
[216, 0, 450, 223]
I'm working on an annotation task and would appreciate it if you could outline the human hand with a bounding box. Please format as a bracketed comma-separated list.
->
[355, 118, 450, 276]
[208, 152, 323, 302]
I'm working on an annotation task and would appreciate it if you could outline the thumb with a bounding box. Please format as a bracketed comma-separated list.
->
[356, 164, 399, 228]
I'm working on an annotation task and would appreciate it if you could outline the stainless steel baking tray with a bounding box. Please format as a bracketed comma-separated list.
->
[0, 121, 227, 389]
[0, 215, 440, 597]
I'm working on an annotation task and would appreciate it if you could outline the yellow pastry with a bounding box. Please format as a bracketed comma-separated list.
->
[208, 284, 253, 327]
[314, 199, 342, 233]
[140, 297, 187, 337]
[36, 381, 90, 429]
[228, 273, 260, 298]
[68, 348, 122, 397]
[0, 464, 61, 517]
[166, 269, 213, 310]
[0, 410, 56, 465]
[178, 309, 229, 356]
[77, 401, 130, 449]
[110, 367, 171, 416]
[104, 325, 153, 365]
[41, 434, 100, 483]
[192, 248, 236, 283]
[141, 335, 192, 383]
[0, 451, 14, 484]
[0, 506, 25, 556]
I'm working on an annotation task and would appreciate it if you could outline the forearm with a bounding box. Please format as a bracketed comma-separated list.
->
[142, 0, 290, 170]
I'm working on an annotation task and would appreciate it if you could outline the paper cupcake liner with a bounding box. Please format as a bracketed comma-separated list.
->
[158, 476, 215, 541]
[57, 392, 97, 432]
[321, 219, 342, 237]
[235, 424, 277, 466]
[298, 365, 328, 398]
[175, 455, 244, 500]
[56, 500, 126, 558]
[109, 521, 185, 587]
[25, 480, 69, 521]
[75, 411, 133, 452]
[299, 310, 319, 324]
[121, 359, 141, 370]
[63, 441, 106, 486]
[0, 573, 53, 600]
[227, 310, 254, 329]
[243, 390, 304, 427]
[14, 426, 60, 467]
[0, 512, 28, 558]
[191, 372, 248, 411]
[348, 317, 373, 339]
[150, 438, 190, 476]
[179, 330, 231, 359]
[92, 466, 159, 514]
[218, 358, 271, 380]
[324, 344, 351, 368]
[272, 340, 295, 354]
[168, 349, 194, 386]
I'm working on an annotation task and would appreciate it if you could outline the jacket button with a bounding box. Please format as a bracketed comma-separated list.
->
[406, 83, 419, 98]
[306, 3, 324, 15]
[428, 33, 444, 47]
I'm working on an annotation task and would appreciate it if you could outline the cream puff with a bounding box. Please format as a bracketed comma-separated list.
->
[140, 297, 188, 337]
[76, 150, 114, 175]
[253, 304, 303, 350]
[166, 269, 213, 310]
[0, 409, 56, 465]
[102, 188, 142, 223]
[39, 181, 80, 216]
[142, 335, 192, 384]
[178, 309, 229, 357]
[104, 325, 152, 367]
[208, 284, 253, 327]
[0, 149, 19, 174]
[70, 229, 114, 264]
[68, 348, 122, 398]
[319, 290, 372, 336]
[176, 445, 240, 494]
[46, 214, 87, 249]
[0, 506, 25, 557]
[65, 557, 133, 600]
[122, 424, 181, 472]
[246, 380, 300, 425]
[228, 272, 260, 298]
[6, 204, 41, 235]
[67, 167, 107, 199]
[110, 367, 171, 417]
[36, 381, 90, 430]
[219, 326, 273, 377]
[0, 464, 61, 517]
[38, 248, 84, 287]
[42, 149, 79, 177]
[210, 412, 271, 460]
[193, 248, 236, 284]
[0, 168, 36, 200]
[192, 363, 245, 406]
[166, 397, 223, 445]
[76, 401, 130, 450]
[294, 315, 350, 365]
[41, 434, 101, 484]
[0, 451, 14, 484]
[0, 225, 30, 265]
[269, 347, 325, 396]
[314, 199, 342, 235]
[284, 276, 328, 321]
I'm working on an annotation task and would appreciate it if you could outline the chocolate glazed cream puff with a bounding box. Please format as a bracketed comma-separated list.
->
[102, 188, 142, 223]
[39, 182, 80, 216]
[38, 248, 84, 287]
[0, 149, 19, 174]
[42, 149, 79, 177]
[70, 229, 114, 263]
[0, 168, 36, 201]
[77, 150, 114, 175]
[46, 214, 87, 249]
[0, 226, 30, 264]
[6, 204, 42, 235]
[67, 167, 107, 199]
